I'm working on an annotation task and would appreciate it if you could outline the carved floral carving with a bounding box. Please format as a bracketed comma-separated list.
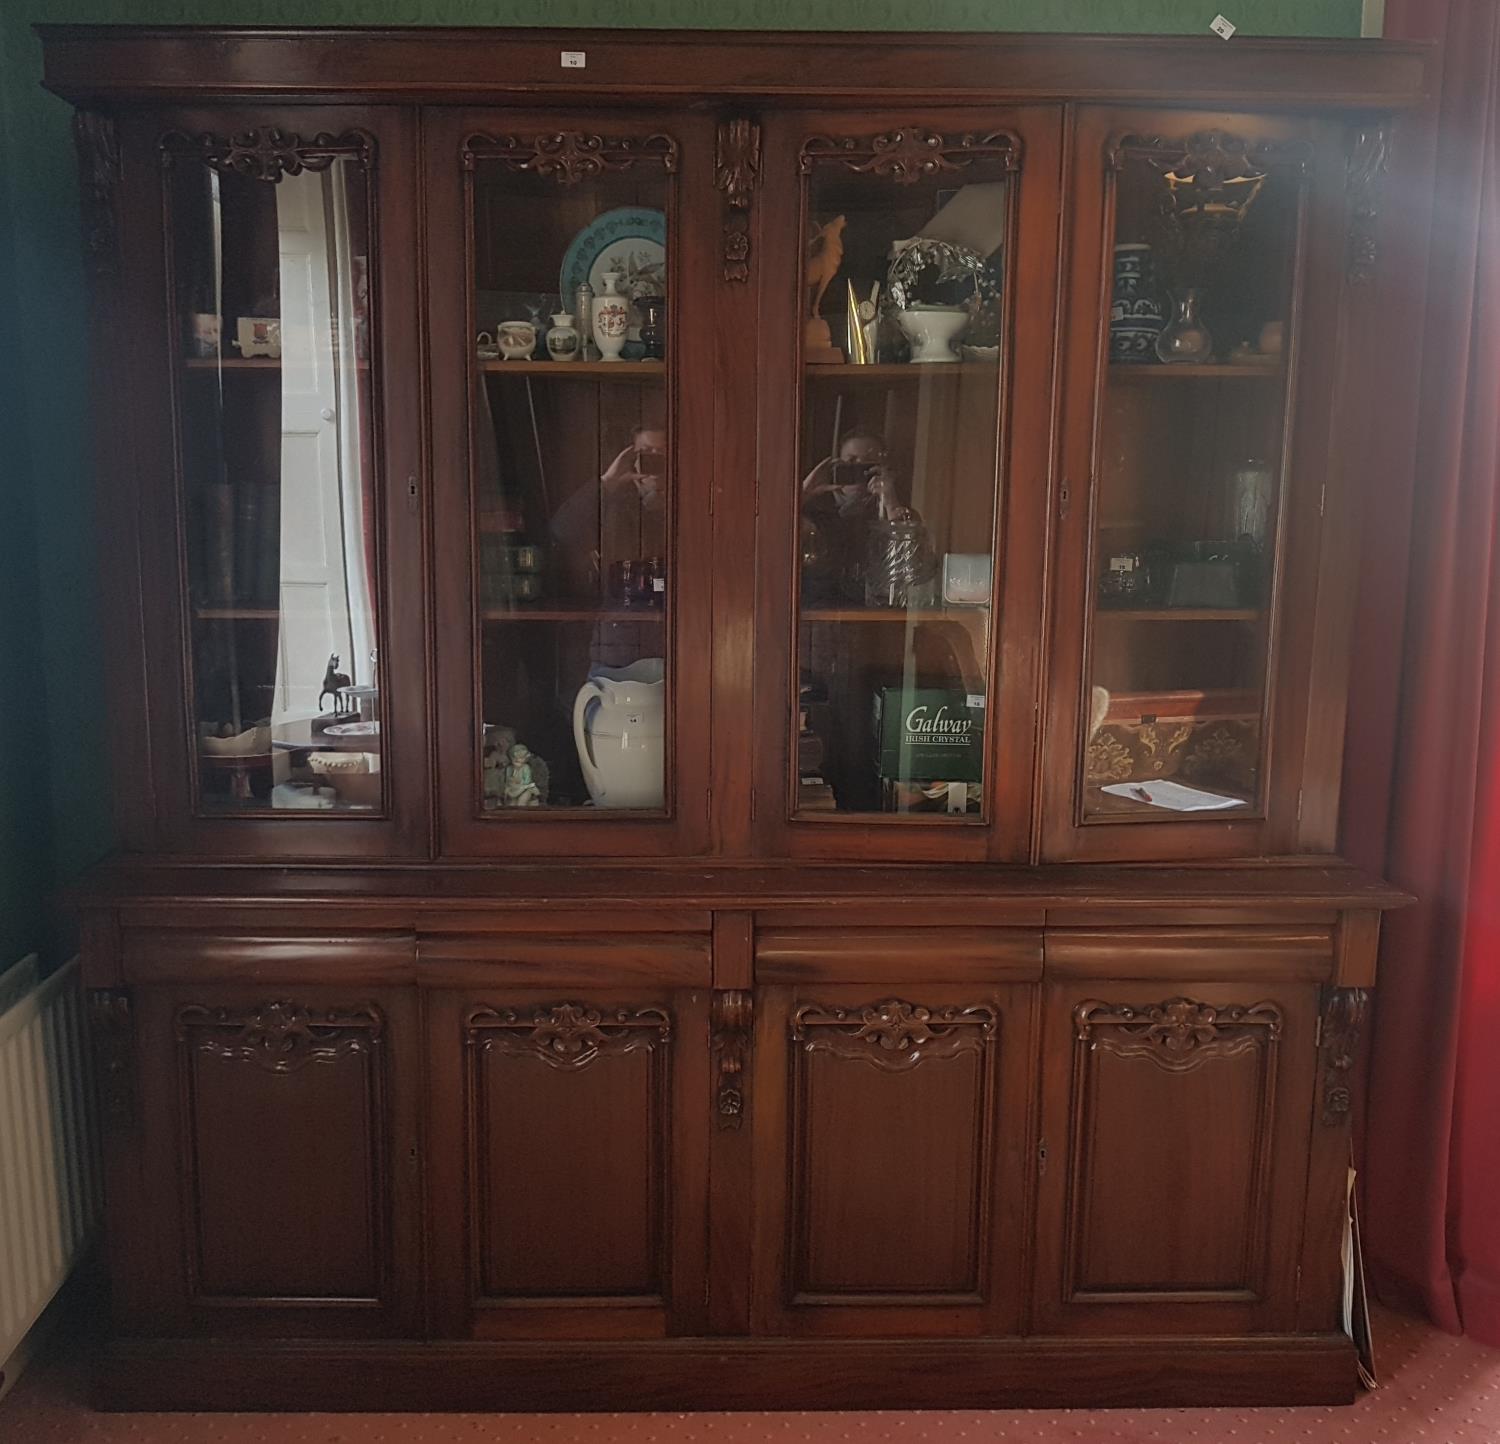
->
[159, 128, 374, 181]
[711, 989, 753, 1126]
[175, 1000, 383, 1073]
[800, 127, 1019, 184]
[463, 131, 677, 183]
[73, 112, 121, 276]
[794, 998, 995, 1072]
[89, 989, 135, 1127]
[1319, 986, 1369, 1125]
[1346, 124, 1389, 284]
[465, 1001, 670, 1071]
[1076, 996, 1282, 1071]
[715, 117, 761, 282]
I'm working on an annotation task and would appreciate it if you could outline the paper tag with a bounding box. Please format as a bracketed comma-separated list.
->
[652, 577, 665, 592]
[1210, 14, 1237, 39]
[561, 49, 587, 68]
[966, 694, 985, 709]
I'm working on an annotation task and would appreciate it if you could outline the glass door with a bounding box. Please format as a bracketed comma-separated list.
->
[753, 110, 1062, 861]
[137, 106, 425, 856]
[428, 112, 713, 856]
[1046, 108, 1344, 861]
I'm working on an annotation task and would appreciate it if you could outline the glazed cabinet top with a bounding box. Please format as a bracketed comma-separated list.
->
[42, 27, 1434, 871]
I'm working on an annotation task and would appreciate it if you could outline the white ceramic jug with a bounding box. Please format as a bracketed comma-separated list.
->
[572, 658, 665, 808]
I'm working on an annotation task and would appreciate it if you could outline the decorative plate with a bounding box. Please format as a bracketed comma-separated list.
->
[323, 720, 380, 738]
[560, 208, 667, 346]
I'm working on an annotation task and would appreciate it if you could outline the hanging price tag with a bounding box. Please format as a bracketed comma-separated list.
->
[1210, 14, 1237, 39]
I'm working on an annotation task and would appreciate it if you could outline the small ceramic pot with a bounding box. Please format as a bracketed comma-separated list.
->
[497, 321, 538, 361]
[896, 305, 968, 364]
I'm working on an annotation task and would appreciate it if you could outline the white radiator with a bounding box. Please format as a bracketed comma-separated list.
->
[0, 955, 101, 1393]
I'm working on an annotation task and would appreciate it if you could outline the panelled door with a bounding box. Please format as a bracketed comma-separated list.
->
[423, 931, 712, 1338]
[1034, 937, 1324, 1335]
[747, 928, 1040, 1336]
[112, 940, 423, 1338]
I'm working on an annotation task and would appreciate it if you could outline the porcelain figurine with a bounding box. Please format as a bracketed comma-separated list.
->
[502, 743, 545, 807]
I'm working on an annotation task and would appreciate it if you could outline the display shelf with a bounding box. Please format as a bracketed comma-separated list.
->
[479, 606, 665, 622]
[1107, 362, 1284, 380]
[194, 607, 280, 620]
[1094, 607, 1261, 622]
[801, 605, 990, 623]
[803, 361, 1000, 381]
[480, 359, 665, 379]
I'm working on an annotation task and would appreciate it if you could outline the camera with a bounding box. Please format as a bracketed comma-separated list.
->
[831, 459, 876, 489]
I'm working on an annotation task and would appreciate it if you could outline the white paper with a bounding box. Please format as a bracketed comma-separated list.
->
[1210, 14, 1237, 40]
[1100, 779, 1248, 811]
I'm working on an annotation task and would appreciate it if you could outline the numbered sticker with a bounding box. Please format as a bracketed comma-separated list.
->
[561, 50, 587, 68]
[1210, 14, 1237, 39]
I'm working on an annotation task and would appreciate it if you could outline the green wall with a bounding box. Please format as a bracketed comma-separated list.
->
[0, 0, 1362, 963]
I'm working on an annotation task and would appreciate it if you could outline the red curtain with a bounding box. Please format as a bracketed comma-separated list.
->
[1345, 0, 1500, 1347]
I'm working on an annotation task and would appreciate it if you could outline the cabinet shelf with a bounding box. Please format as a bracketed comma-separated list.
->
[195, 606, 279, 620]
[1108, 362, 1283, 380]
[801, 605, 989, 623]
[804, 362, 999, 381]
[1095, 607, 1261, 622]
[480, 360, 664, 380]
[479, 606, 664, 622]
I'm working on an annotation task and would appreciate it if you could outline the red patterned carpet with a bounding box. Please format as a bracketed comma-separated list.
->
[3, 1308, 1497, 1443]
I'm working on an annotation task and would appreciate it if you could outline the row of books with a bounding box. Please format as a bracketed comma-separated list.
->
[198, 482, 281, 609]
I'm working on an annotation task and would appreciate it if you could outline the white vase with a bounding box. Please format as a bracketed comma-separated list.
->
[546, 312, 581, 362]
[896, 305, 968, 363]
[592, 270, 629, 363]
[572, 658, 665, 808]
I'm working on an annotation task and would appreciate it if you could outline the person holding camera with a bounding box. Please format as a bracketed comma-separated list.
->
[801, 429, 917, 601]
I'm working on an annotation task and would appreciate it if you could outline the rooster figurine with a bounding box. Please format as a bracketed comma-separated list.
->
[804, 215, 847, 363]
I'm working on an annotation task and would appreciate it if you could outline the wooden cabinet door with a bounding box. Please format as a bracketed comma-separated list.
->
[425, 961, 710, 1339]
[118, 975, 422, 1338]
[1034, 969, 1319, 1335]
[749, 958, 1036, 1337]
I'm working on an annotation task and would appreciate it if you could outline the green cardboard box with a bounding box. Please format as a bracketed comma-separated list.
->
[872, 687, 985, 783]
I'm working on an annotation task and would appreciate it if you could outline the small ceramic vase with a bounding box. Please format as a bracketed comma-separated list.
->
[592, 271, 630, 362]
[1109, 243, 1165, 363]
[1155, 288, 1214, 364]
[546, 312, 581, 362]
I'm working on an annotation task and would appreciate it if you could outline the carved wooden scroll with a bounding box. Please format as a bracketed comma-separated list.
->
[1346, 124, 1390, 284]
[1075, 996, 1283, 1072]
[800, 127, 1019, 183]
[714, 117, 761, 282]
[711, 989, 753, 1126]
[90, 989, 135, 1127]
[1319, 986, 1369, 1125]
[175, 1000, 384, 1074]
[793, 998, 996, 1073]
[462, 131, 677, 182]
[159, 127, 374, 180]
[465, 1001, 671, 1071]
[73, 112, 121, 276]
[1107, 129, 1314, 179]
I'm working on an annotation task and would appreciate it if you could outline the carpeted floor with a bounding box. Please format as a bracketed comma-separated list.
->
[3, 1307, 1497, 1443]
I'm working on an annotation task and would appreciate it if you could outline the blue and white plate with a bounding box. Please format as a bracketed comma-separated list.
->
[560, 208, 667, 351]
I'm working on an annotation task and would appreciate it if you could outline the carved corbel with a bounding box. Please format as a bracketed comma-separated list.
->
[712, 989, 753, 1126]
[1319, 986, 1370, 1125]
[1346, 124, 1390, 285]
[89, 989, 135, 1128]
[73, 112, 121, 277]
[714, 117, 761, 282]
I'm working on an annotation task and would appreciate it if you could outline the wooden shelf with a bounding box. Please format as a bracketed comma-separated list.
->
[183, 357, 369, 372]
[802, 605, 989, 623]
[480, 360, 664, 379]
[479, 606, 664, 622]
[1095, 607, 1260, 622]
[195, 607, 279, 620]
[804, 362, 999, 381]
[1108, 362, 1283, 380]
